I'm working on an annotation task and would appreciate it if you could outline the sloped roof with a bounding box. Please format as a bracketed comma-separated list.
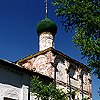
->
[16, 47, 90, 72]
[0, 59, 32, 74]
[0, 59, 53, 81]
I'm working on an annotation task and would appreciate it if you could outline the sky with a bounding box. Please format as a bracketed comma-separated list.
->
[0, 0, 100, 99]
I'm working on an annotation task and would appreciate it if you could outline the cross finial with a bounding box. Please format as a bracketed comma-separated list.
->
[45, 0, 48, 18]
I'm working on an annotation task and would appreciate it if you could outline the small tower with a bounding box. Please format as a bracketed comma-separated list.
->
[36, 18, 58, 51]
[36, 0, 58, 51]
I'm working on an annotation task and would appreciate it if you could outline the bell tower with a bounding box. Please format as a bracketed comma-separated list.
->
[36, 0, 58, 51]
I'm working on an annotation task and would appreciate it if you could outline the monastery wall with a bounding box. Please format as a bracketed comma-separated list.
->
[0, 64, 30, 100]
[20, 50, 92, 100]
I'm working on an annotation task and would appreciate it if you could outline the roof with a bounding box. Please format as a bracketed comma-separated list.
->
[0, 59, 53, 82]
[16, 47, 90, 72]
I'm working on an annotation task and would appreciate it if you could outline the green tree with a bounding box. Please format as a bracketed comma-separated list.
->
[97, 87, 100, 96]
[53, 0, 100, 78]
[67, 90, 76, 100]
[30, 76, 68, 100]
[82, 97, 89, 100]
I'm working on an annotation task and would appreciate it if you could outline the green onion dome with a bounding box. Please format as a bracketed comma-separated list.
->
[36, 17, 58, 35]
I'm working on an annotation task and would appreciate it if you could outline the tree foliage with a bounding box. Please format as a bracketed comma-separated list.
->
[53, 0, 100, 78]
[82, 98, 89, 100]
[97, 87, 100, 96]
[30, 76, 68, 100]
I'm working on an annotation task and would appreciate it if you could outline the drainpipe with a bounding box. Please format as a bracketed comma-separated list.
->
[69, 75, 71, 100]
[54, 65, 57, 86]
[82, 75, 84, 99]
[28, 76, 31, 100]
[67, 70, 71, 100]
[51, 62, 58, 87]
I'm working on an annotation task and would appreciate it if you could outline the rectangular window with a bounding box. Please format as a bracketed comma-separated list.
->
[4, 97, 16, 100]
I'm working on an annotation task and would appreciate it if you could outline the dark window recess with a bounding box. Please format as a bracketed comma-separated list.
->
[4, 97, 16, 100]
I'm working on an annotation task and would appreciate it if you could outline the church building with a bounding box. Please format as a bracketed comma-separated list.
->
[0, 1, 92, 100]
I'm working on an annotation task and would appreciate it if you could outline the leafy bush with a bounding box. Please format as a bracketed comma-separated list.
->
[30, 76, 67, 100]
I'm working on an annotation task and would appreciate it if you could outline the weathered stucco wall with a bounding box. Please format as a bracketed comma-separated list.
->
[20, 50, 92, 100]
[39, 32, 54, 51]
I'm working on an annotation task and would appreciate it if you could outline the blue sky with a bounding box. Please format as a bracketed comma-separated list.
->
[0, 0, 100, 99]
